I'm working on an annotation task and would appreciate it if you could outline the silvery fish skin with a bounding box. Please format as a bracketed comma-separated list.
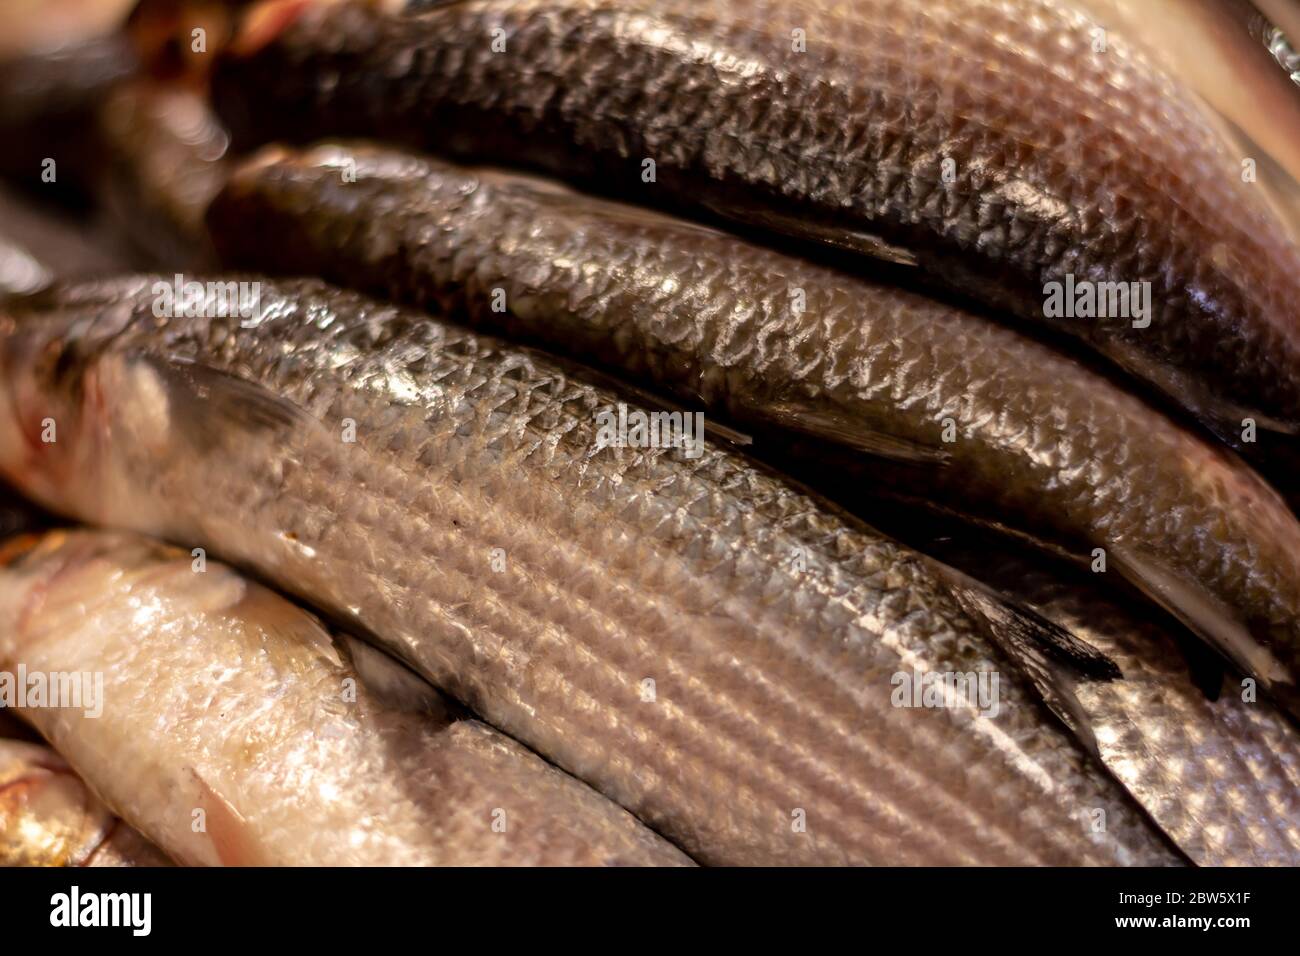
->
[209, 144, 1300, 722]
[0, 737, 170, 867]
[0, 277, 1179, 866]
[888, 521, 1300, 867]
[0, 528, 689, 866]
[211, 0, 1300, 453]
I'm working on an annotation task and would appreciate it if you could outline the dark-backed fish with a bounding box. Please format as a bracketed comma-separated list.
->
[210, 0, 1300, 460]
[867, 510, 1300, 867]
[208, 143, 1300, 721]
[0, 276, 1180, 865]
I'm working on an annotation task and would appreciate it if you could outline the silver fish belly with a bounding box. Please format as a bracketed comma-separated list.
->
[0, 276, 1180, 865]
[0, 528, 691, 866]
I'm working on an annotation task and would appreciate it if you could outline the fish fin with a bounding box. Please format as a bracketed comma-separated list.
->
[519, 346, 754, 447]
[339, 634, 452, 720]
[192, 771, 263, 867]
[935, 561, 1119, 754]
[119, 353, 324, 456]
[1108, 543, 1294, 696]
[696, 196, 920, 267]
[1101, 337, 1300, 442]
[765, 398, 950, 464]
[162, 356, 316, 433]
[854, 490, 1091, 567]
[705, 199, 921, 268]
[224, 583, 348, 673]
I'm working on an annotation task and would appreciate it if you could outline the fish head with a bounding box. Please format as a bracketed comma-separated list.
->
[0, 528, 195, 643]
[0, 280, 198, 533]
[0, 738, 116, 867]
[0, 294, 118, 512]
[217, 140, 490, 241]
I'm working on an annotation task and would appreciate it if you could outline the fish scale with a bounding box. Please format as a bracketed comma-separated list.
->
[213, 0, 1300, 454]
[0, 738, 170, 867]
[0, 529, 691, 866]
[904, 526, 1300, 866]
[0, 277, 1180, 865]
[209, 146, 1300, 719]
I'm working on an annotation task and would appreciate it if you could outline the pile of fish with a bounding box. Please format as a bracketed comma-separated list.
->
[1, 0, 1298, 867]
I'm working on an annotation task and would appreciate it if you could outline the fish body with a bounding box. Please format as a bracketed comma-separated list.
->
[0, 277, 1180, 866]
[0, 528, 689, 866]
[0, 737, 170, 866]
[210, 144, 1300, 721]
[211, 0, 1300, 455]
[880, 515, 1300, 867]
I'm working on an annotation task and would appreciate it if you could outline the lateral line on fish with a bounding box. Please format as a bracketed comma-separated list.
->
[0, 275, 1187, 864]
[179, 337, 1080, 864]
[330, 447, 1008, 860]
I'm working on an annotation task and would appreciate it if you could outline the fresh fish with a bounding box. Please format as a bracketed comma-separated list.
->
[0, 528, 690, 866]
[1080, 0, 1300, 207]
[209, 143, 1300, 723]
[0, 276, 1181, 865]
[211, 0, 1300, 464]
[0, 737, 170, 867]
[859, 508, 1300, 867]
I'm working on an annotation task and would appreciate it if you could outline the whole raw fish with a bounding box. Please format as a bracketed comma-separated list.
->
[210, 0, 1300, 462]
[0, 277, 1180, 865]
[209, 144, 1300, 722]
[0, 528, 690, 866]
